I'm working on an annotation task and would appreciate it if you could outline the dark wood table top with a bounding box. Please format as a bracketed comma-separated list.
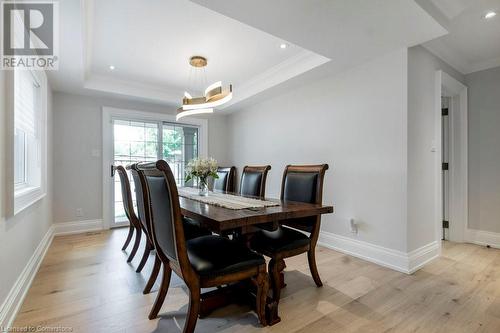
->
[179, 192, 334, 233]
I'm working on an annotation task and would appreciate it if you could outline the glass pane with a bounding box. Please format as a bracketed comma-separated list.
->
[162, 123, 198, 185]
[113, 119, 159, 224]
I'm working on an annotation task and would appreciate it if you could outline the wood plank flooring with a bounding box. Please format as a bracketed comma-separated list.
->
[12, 228, 500, 332]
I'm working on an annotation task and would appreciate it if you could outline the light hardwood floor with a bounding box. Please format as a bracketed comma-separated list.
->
[12, 228, 500, 332]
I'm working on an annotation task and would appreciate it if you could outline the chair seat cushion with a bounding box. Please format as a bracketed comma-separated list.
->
[183, 217, 212, 240]
[250, 226, 310, 255]
[187, 235, 265, 277]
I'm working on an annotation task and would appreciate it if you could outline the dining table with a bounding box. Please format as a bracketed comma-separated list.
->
[178, 188, 334, 325]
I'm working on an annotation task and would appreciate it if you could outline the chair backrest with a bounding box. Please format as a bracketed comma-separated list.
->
[114, 165, 139, 227]
[128, 165, 152, 238]
[135, 160, 194, 278]
[240, 165, 271, 198]
[280, 164, 329, 234]
[280, 165, 329, 204]
[213, 166, 236, 192]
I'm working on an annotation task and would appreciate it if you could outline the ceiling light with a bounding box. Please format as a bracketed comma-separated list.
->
[176, 108, 213, 121]
[484, 11, 497, 19]
[280, 43, 288, 49]
[176, 56, 233, 121]
[109, 65, 115, 70]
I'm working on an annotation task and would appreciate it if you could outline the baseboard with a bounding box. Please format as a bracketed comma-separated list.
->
[0, 225, 55, 328]
[318, 231, 439, 274]
[0, 219, 106, 327]
[52, 219, 104, 236]
[465, 228, 500, 249]
[407, 240, 441, 273]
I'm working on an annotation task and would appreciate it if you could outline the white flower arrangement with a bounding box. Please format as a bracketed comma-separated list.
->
[185, 157, 219, 186]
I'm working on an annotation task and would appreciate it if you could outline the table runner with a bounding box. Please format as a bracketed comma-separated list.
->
[178, 187, 280, 210]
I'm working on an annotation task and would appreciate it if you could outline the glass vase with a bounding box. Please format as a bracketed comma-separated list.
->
[198, 179, 209, 196]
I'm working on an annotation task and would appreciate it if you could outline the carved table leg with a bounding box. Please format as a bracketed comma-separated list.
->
[266, 299, 281, 325]
[278, 259, 287, 289]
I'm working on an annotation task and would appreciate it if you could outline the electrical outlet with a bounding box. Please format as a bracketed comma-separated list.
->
[76, 208, 84, 218]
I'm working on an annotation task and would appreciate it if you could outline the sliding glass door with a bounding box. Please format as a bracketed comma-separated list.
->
[111, 118, 199, 226]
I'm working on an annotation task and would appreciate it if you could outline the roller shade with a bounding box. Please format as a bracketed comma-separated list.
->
[14, 70, 40, 137]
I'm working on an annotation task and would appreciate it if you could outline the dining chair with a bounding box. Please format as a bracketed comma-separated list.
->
[129, 163, 211, 294]
[213, 166, 236, 192]
[239, 165, 271, 198]
[114, 165, 142, 262]
[250, 164, 329, 303]
[136, 160, 268, 331]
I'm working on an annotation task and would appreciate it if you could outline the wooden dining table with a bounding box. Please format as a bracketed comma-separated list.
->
[178, 190, 334, 325]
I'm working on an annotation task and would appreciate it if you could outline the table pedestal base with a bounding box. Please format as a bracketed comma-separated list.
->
[198, 281, 281, 326]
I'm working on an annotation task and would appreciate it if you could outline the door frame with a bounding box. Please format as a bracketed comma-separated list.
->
[434, 70, 468, 243]
[102, 106, 208, 229]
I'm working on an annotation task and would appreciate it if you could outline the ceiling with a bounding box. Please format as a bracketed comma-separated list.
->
[421, 0, 500, 74]
[48, 0, 328, 109]
[191, 0, 447, 77]
[49, 0, 452, 111]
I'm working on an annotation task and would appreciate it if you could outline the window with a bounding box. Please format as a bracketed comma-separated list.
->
[12, 68, 47, 214]
[112, 119, 199, 223]
[163, 123, 198, 185]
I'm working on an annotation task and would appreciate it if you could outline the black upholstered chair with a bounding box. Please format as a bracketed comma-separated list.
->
[136, 161, 268, 330]
[250, 164, 329, 303]
[239, 165, 271, 198]
[129, 164, 210, 294]
[213, 166, 236, 192]
[114, 165, 142, 262]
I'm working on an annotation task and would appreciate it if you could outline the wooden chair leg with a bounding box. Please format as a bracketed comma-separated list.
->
[136, 239, 152, 273]
[143, 254, 161, 294]
[268, 258, 281, 302]
[127, 227, 141, 263]
[255, 267, 268, 326]
[307, 248, 323, 287]
[183, 285, 201, 333]
[148, 264, 172, 320]
[121, 224, 134, 251]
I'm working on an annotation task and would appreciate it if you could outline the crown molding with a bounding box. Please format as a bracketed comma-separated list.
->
[220, 50, 330, 110]
[84, 74, 180, 104]
[82, 52, 329, 108]
[414, 0, 451, 32]
[467, 55, 500, 74]
[424, 39, 500, 75]
[422, 42, 470, 74]
[79, 0, 329, 108]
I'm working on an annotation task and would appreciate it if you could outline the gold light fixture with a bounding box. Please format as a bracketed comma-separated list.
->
[176, 56, 233, 121]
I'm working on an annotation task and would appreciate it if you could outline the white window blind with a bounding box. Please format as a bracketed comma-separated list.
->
[14, 70, 40, 138]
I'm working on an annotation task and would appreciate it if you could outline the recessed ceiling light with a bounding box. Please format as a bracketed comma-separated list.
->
[484, 11, 497, 19]
[280, 43, 288, 49]
[109, 65, 115, 70]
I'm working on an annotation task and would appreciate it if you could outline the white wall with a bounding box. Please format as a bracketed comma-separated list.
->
[406, 46, 465, 251]
[226, 50, 409, 252]
[466, 66, 500, 233]
[52, 92, 228, 224]
[0, 71, 54, 311]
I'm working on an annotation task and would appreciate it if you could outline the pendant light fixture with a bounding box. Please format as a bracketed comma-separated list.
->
[176, 56, 233, 121]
